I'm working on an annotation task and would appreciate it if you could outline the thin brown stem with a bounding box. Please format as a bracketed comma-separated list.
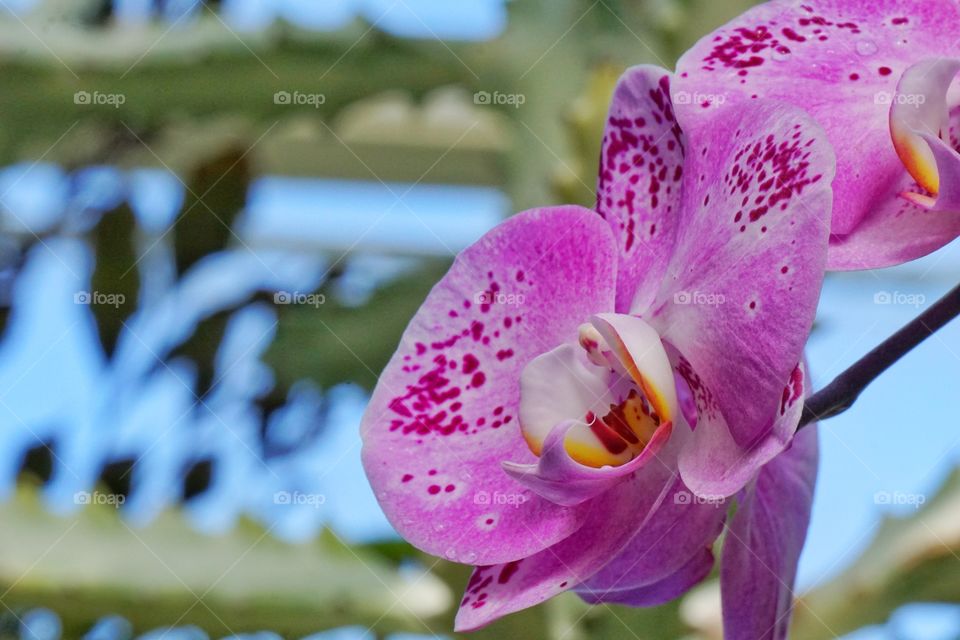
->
[799, 282, 960, 428]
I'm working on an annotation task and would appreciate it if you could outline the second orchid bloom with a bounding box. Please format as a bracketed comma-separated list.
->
[674, 0, 960, 269]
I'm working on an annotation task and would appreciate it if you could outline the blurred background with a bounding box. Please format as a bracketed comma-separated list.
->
[0, 1, 959, 638]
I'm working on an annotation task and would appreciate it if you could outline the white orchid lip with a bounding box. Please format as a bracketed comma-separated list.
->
[519, 313, 678, 468]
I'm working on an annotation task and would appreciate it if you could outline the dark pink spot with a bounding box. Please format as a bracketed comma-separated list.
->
[498, 561, 521, 584]
[462, 354, 480, 374]
[780, 366, 805, 414]
[781, 27, 806, 42]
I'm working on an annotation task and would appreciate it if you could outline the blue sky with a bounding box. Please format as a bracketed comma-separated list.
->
[2, 0, 510, 41]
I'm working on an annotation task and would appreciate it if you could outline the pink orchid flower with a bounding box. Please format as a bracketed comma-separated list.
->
[361, 66, 834, 638]
[673, 0, 960, 270]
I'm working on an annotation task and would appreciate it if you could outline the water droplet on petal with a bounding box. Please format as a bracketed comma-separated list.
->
[772, 49, 791, 62]
[464, 552, 478, 563]
[444, 548, 457, 560]
[856, 40, 878, 56]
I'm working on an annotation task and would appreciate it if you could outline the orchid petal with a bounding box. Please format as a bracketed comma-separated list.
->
[361, 206, 618, 565]
[650, 101, 832, 459]
[577, 548, 714, 607]
[679, 362, 807, 498]
[454, 443, 678, 632]
[721, 425, 819, 640]
[576, 474, 725, 597]
[597, 65, 685, 312]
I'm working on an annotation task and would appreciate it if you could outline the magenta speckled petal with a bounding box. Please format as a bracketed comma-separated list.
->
[721, 425, 819, 640]
[454, 451, 677, 632]
[576, 473, 725, 595]
[649, 101, 833, 455]
[577, 548, 714, 607]
[597, 65, 685, 313]
[361, 206, 618, 565]
[502, 418, 672, 507]
[674, 0, 960, 269]
[679, 363, 807, 498]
